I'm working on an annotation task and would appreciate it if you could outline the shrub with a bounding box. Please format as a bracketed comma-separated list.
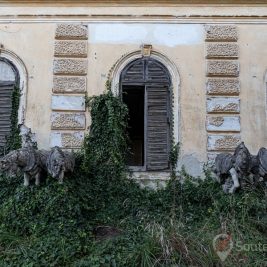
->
[0, 90, 266, 266]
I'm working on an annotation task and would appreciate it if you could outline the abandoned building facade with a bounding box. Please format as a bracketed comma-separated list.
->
[0, 1, 267, 184]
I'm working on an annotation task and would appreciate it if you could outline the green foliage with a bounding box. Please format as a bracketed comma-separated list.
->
[170, 142, 180, 171]
[0, 90, 266, 266]
[0, 170, 93, 267]
[83, 90, 129, 179]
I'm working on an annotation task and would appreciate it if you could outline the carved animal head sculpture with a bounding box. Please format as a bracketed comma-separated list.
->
[46, 146, 75, 183]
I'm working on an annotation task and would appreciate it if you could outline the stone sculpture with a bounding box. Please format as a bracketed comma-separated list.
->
[46, 146, 75, 184]
[250, 147, 267, 183]
[0, 125, 46, 186]
[0, 147, 47, 186]
[214, 152, 237, 193]
[214, 142, 267, 193]
[257, 148, 267, 180]
[0, 125, 75, 186]
[0, 150, 22, 178]
[19, 124, 37, 148]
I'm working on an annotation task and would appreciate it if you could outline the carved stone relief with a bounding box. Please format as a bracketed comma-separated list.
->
[205, 24, 240, 155]
[206, 116, 240, 131]
[51, 112, 86, 130]
[206, 78, 240, 95]
[53, 76, 86, 93]
[207, 60, 239, 77]
[208, 134, 241, 151]
[54, 40, 87, 57]
[55, 24, 88, 39]
[53, 59, 88, 75]
[207, 97, 240, 113]
[205, 25, 238, 42]
[206, 43, 238, 58]
[51, 23, 88, 149]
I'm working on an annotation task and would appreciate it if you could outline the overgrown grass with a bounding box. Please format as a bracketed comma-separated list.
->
[0, 167, 266, 266]
[1, 172, 265, 266]
[0, 91, 266, 266]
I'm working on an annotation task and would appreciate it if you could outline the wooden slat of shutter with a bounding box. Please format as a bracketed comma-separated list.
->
[146, 60, 171, 84]
[0, 82, 14, 150]
[121, 60, 144, 83]
[146, 84, 170, 171]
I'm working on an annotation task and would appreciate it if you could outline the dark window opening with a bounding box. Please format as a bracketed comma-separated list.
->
[122, 85, 144, 166]
[120, 57, 171, 171]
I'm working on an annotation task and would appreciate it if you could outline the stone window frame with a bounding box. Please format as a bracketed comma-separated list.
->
[110, 49, 180, 178]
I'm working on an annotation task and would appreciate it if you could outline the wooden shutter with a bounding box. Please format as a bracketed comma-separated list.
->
[146, 84, 170, 170]
[0, 82, 14, 149]
[121, 59, 144, 84]
[146, 60, 170, 84]
[121, 58, 171, 171]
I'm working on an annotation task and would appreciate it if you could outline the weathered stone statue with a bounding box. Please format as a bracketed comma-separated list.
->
[46, 146, 75, 183]
[0, 147, 48, 186]
[0, 125, 75, 186]
[0, 125, 45, 186]
[0, 150, 21, 178]
[214, 153, 236, 193]
[249, 147, 267, 184]
[19, 124, 37, 148]
[214, 142, 251, 193]
[257, 147, 267, 181]
[214, 142, 267, 193]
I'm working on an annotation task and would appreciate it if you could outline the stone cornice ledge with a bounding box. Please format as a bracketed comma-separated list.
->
[1, 1, 267, 22]
[1, 0, 267, 6]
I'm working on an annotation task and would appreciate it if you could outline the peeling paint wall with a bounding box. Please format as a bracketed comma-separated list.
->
[88, 24, 204, 46]
[0, 5, 266, 180]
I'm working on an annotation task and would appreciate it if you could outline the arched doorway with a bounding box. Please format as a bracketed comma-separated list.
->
[120, 57, 171, 171]
[0, 58, 19, 154]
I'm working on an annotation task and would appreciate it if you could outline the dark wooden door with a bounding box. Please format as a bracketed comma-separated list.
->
[146, 84, 170, 170]
[121, 58, 171, 171]
[0, 81, 15, 152]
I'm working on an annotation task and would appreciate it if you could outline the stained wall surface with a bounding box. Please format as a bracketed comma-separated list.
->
[0, 3, 267, 179]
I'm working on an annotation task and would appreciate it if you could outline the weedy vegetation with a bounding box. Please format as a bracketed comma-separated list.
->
[0, 87, 266, 266]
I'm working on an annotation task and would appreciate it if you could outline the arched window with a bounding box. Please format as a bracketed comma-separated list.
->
[120, 58, 171, 171]
[0, 58, 19, 154]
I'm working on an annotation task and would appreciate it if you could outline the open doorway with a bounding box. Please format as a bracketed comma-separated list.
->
[122, 85, 144, 166]
[120, 57, 171, 171]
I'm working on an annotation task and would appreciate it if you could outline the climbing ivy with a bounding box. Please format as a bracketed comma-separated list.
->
[83, 89, 129, 180]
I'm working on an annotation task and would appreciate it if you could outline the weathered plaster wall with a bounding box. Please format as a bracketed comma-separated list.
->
[0, 23, 54, 149]
[0, 4, 267, 179]
[87, 23, 207, 176]
[238, 25, 267, 155]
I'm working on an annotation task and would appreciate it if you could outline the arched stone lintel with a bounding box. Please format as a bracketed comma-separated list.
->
[0, 49, 28, 125]
[110, 49, 181, 145]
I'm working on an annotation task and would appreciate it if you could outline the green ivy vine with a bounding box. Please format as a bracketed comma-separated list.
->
[83, 87, 129, 181]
